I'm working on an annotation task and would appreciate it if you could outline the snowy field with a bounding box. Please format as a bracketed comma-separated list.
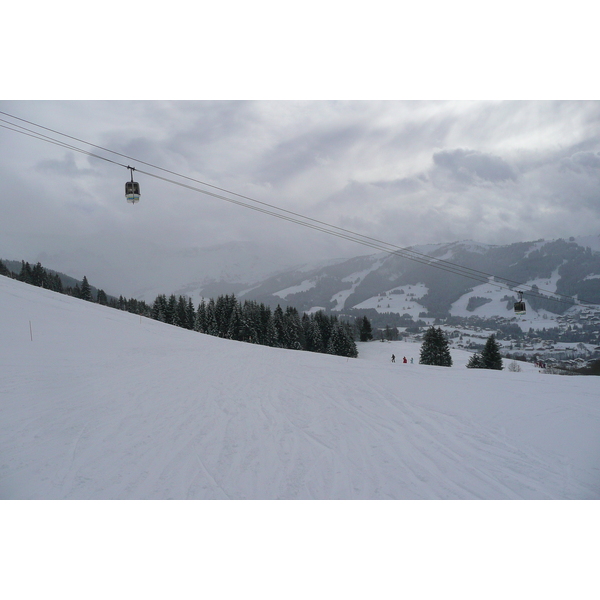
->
[2, 274, 599, 501]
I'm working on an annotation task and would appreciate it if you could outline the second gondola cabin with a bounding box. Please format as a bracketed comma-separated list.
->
[514, 291, 526, 315]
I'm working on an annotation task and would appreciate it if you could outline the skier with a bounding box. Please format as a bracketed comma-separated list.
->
[391, 354, 396, 363]
[403, 356, 407, 363]
[410, 357, 414, 364]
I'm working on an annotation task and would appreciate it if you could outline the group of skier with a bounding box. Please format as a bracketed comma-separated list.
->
[391, 354, 413, 364]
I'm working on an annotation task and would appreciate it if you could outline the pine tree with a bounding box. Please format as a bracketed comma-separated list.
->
[466, 353, 484, 368]
[240, 300, 260, 343]
[152, 295, 167, 321]
[358, 315, 373, 342]
[194, 300, 207, 332]
[273, 305, 286, 347]
[480, 334, 503, 370]
[165, 294, 177, 325]
[185, 298, 196, 330]
[80, 276, 93, 301]
[31, 262, 46, 287]
[419, 326, 453, 367]
[18, 261, 33, 284]
[307, 318, 324, 353]
[176, 295, 188, 328]
[313, 311, 334, 351]
[226, 303, 243, 340]
[465, 335, 503, 370]
[205, 299, 219, 336]
[51, 273, 63, 293]
[284, 306, 303, 350]
[0, 259, 11, 277]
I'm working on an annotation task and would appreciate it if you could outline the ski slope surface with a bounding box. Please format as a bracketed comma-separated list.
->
[1, 275, 599, 499]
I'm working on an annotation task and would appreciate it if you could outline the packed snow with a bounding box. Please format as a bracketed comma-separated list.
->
[1, 275, 599, 500]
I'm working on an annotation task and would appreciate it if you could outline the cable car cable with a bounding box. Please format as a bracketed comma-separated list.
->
[0, 111, 521, 287]
[0, 120, 129, 169]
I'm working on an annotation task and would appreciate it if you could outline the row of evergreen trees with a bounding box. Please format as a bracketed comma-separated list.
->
[419, 326, 503, 370]
[1, 259, 359, 359]
[1, 259, 152, 313]
[151, 293, 358, 357]
[2, 260, 65, 293]
[2, 260, 108, 303]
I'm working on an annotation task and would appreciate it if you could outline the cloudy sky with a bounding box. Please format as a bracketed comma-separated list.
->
[2, 4, 600, 296]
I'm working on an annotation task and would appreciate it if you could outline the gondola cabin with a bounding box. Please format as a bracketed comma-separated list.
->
[125, 166, 140, 204]
[125, 180, 140, 204]
[514, 292, 526, 315]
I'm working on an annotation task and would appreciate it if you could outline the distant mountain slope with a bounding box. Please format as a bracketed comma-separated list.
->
[231, 236, 600, 319]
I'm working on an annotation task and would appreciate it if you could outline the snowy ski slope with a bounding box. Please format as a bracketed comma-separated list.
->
[1, 275, 599, 500]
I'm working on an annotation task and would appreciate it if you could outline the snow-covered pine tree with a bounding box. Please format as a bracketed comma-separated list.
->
[273, 305, 286, 348]
[284, 306, 303, 350]
[226, 302, 243, 340]
[306, 318, 324, 352]
[240, 300, 261, 343]
[301, 314, 312, 349]
[419, 326, 453, 367]
[194, 300, 207, 332]
[206, 299, 219, 336]
[341, 322, 359, 357]
[152, 295, 167, 322]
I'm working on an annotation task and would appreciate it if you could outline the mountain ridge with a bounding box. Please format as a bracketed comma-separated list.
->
[223, 235, 600, 321]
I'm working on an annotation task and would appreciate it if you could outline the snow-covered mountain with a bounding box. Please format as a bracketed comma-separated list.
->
[2, 273, 599, 500]
[227, 236, 600, 320]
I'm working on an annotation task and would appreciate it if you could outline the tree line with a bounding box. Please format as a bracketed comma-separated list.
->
[151, 293, 358, 357]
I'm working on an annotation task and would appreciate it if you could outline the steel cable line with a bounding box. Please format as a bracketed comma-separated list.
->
[0, 111, 596, 308]
[0, 121, 129, 169]
[0, 110, 519, 285]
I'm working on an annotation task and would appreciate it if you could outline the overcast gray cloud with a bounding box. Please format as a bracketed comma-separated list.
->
[2, 100, 600, 296]
[432, 148, 516, 183]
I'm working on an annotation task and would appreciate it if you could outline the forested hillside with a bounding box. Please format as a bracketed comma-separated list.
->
[0, 259, 359, 358]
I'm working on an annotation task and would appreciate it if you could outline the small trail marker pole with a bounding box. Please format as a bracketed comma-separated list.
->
[29, 320, 33, 342]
